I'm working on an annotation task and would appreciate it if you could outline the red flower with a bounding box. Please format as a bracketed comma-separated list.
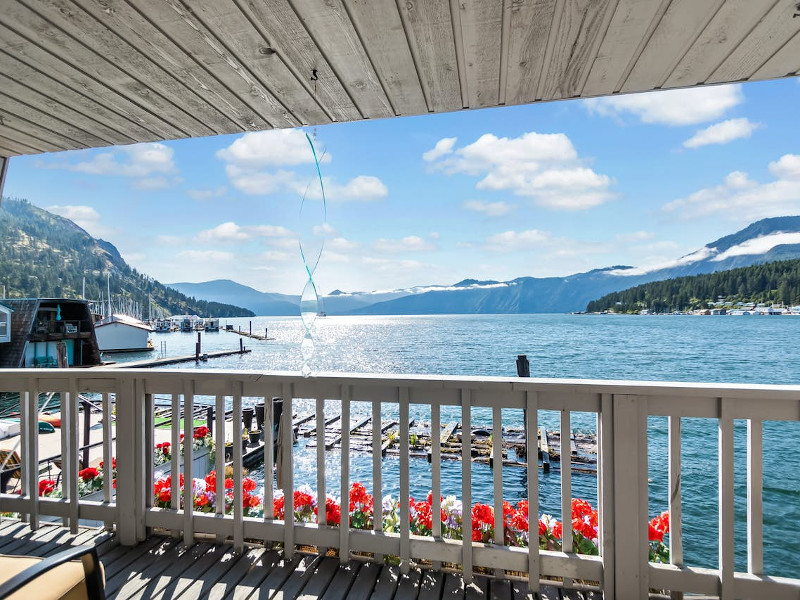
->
[224, 478, 234, 490]
[205, 471, 217, 488]
[78, 467, 99, 482]
[273, 495, 285, 519]
[294, 490, 314, 508]
[193, 426, 209, 439]
[552, 520, 562, 540]
[243, 478, 256, 492]
[538, 519, 547, 537]
[38, 479, 56, 496]
[195, 494, 209, 507]
[158, 489, 171, 503]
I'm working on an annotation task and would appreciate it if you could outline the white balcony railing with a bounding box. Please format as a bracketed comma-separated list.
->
[1, 368, 800, 600]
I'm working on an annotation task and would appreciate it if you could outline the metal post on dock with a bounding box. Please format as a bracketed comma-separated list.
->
[195, 331, 201, 361]
[265, 328, 268, 339]
[517, 354, 531, 461]
[249, 321, 252, 335]
[207, 407, 214, 437]
[239, 338, 244, 353]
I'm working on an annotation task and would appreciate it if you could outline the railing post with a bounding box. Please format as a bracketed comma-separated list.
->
[115, 376, 139, 546]
[612, 394, 648, 600]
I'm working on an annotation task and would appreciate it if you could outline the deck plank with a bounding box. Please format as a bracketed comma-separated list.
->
[104, 537, 184, 596]
[465, 576, 489, 600]
[295, 556, 340, 600]
[151, 542, 233, 600]
[239, 550, 302, 600]
[345, 561, 382, 600]
[418, 570, 445, 600]
[204, 547, 267, 600]
[270, 554, 322, 600]
[490, 578, 512, 600]
[371, 565, 401, 600]
[320, 560, 362, 600]
[99, 535, 165, 574]
[123, 542, 213, 600]
[394, 568, 422, 600]
[441, 572, 466, 600]
[0, 523, 63, 554]
[229, 548, 285, 600]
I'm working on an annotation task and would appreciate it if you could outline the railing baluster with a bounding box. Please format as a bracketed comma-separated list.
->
[668, 415, 683, 569]
[718, 399, 734, 600]
[183, 380, 194, 546]
[68, 385, 78, 533]
[59, 387, 70, 528]
[431, 402, 441, 571]
[144, 392, 154, 525]
[747, 418, 763, 575]
[215, 393, 225, 530]
[264, 395, 273, 537]
[560, 408, 573, 589]
[25, 383, 40, 529]
[281, 383, 294, 557]
[372, 398, 382, 563]
[233, 386, 243, 552]
[526, 392, 539, 594]
[461, 388, 473, 584]
[170, 394, 180, 517]
[102, 392, 113, 530]
[399, 386, 410, 573]
[599, 394, 614, 599]
[340, 387, 351, 563]
[316, 397, 326, 530]
[493, 403, 503, 578]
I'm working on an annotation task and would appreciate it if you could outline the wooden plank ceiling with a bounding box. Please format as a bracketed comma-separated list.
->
[0, 0, 799, 158]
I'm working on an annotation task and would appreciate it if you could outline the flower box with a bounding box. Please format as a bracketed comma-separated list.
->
[154, 445, 211, 479]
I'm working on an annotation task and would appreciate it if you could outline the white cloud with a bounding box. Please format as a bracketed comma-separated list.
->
[46, 204, 115, 238]
[63, 142, 176, 177]
[423, 137, 457, 162]
[483, 229, 613, 261]
[363, 257, 429, 272]
[484, 229, 551, 251]
[608, 247, 716, 276]
[219, 132, 386, 201]
[712, 232, 800, 261]
[373, 235, 437, 253]
[313, 223, 337, 236]
[197, 222, 292, 244]
[427, 132, 613, 210]
[259, 250, 291, 261]
[663, 154, 800, 222]
[177, 250, 234, 262]
[188, 186, 226, 200]
[463, 200, 514, 216]
[683, 118, 759, 148]
[328, 237, 361, 252]
[584, 84, 743, 126]
[216, 129, 329, 168]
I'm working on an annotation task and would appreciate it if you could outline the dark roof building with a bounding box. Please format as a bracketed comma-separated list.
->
[0, 299, 102, 368]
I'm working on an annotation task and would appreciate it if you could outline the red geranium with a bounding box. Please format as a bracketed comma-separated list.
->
[193, 426, 209, 439]
[78, 467, 99, 482]
[38, 479, 57, 496]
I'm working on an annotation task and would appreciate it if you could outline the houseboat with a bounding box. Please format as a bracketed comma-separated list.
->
[94, 313, 154, 353]
[0, 299, 103, 368]
[204, 317, 220, 331]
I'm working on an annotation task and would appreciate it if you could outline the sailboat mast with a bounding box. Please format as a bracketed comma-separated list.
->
[107, 273, 112, 318]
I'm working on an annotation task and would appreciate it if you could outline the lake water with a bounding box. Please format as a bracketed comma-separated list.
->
[117, 314, 800, 576]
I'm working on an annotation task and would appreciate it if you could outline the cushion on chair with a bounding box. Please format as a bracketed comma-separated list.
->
[0, 554, 104, 600]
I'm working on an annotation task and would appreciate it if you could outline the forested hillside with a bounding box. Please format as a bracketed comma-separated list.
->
[586, 259, 800, 313]
[0, 198, 254, 318]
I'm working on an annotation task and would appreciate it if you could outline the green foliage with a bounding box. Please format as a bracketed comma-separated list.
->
[586, 259, 800, 313]
[0, 197, 254, 317]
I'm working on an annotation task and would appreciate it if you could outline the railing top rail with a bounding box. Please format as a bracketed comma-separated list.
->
[1, 368, 800, 401]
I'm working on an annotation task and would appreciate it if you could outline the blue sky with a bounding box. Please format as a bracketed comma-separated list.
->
[4, 77, 800, 295]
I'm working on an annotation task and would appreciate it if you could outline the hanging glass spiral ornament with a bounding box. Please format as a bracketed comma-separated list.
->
[298, 132, 327, 377]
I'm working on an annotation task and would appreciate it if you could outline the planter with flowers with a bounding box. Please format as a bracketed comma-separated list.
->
[154, 425, 214, 479]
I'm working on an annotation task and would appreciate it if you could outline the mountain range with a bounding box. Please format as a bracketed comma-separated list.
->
[168, 216, 800, 315]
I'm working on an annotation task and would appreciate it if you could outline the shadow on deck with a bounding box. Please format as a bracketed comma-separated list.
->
[0, 519, 605, 600]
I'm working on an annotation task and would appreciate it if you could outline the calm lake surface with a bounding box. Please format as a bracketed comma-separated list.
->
[118, 314, 800, 576]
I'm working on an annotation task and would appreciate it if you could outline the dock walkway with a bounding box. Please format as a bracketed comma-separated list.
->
[106, 348, 251, 369]
[0, 519, 603, 600]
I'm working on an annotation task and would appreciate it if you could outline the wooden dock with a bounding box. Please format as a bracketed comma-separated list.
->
[0, 520, 603, 600]
[106, 347, 251, 369]
[300, 417, 598, 475]
[225, 327, 275, 342]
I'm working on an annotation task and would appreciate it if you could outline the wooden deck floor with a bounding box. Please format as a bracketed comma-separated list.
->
[0, 519, 603, 600]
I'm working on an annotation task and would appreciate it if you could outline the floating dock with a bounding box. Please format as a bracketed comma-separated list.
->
[106, 347, 250, 369]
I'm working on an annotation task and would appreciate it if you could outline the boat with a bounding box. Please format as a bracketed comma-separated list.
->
[153, 318, 172, 333]
[94, 313, 154, 353]
[204, 317, 220, 332]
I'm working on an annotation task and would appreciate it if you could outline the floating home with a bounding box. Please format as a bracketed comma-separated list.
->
[0, 298, 102, 368]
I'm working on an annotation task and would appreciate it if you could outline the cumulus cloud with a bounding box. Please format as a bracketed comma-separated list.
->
[713, 233, 800, 261]
[216, 129, 330, 168]
[463, 200, 514, 216]
[197, 222, 292, 244]
[584, 84, 743, 126]
[373, 235, 437, 253]
[328, 237, 361, 252]
[188, 186, 226, 200]
[427, 132, 613, 210]
[218, 131, 387, 201]
[46, 204, 114, 238]
[483, 228, 613, 260]
[683, 118, 759, 149]
[662, 154, 800, 222]
[422, 137, 457, 162]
